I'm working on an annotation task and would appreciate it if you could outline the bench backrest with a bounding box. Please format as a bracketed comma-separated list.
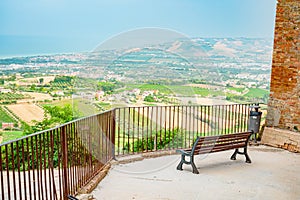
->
[192, 131, 254, 155]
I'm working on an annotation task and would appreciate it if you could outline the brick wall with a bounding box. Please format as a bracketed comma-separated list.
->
[266, 0, 300, 131]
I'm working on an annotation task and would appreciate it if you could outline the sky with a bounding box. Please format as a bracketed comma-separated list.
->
[0, 0, 277, 57]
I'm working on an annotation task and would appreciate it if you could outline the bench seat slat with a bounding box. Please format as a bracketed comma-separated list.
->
[194, 143, 245, 154]
[194, 136, 249, 148]
[199, 132, 251, 140]
[196, 133, 251, 145]
[195, 141, 246, 151]
[195, 138, 248, 148]
[183, 141, 246, 154]
[198, 134, 248, 141]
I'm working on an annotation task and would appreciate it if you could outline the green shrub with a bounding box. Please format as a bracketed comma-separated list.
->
[123, 128, 185, 152]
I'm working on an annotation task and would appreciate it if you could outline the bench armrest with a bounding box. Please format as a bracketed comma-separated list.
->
[176, 149, 191, 156]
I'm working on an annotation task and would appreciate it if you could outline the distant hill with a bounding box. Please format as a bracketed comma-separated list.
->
[0, 37, 272, 88]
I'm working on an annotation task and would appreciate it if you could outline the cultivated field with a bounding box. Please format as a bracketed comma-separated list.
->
[19, 92, 53, 102]
[7, 104, 44, 124]
[17, 76, 55, 86]
[185, 83, 224, 90]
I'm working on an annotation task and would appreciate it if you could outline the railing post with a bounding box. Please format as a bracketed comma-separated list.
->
[111, 109, 116, 159]
[61, 125, 69, 200]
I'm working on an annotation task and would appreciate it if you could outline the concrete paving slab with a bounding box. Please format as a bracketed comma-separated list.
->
[92, 146, 300, 200]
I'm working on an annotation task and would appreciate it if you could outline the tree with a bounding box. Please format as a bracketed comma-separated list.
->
[39, 78, 44, 85]
[23, 104, 80, 135]
[9, 83, 17, 92]
[7, 75, 16, 81]
[53, 75, 74, 83]
[30, 84, 36, 91]
[144, 95, 156, 102]
[98, 82, 116, 93]
[43, 104, 75, 124]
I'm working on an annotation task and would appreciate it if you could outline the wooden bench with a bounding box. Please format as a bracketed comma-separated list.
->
[176, 131, 254, 174]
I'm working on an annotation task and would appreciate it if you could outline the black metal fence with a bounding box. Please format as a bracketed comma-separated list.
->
[0, 103, 254, 199]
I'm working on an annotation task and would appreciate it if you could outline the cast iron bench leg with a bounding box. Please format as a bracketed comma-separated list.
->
[190, 156, 199, 174]
[230, 148, 252, 163]
[176, 153, 199, 174]
[244, 147, 251, 163]
[176, 154, 185, 171]
[230, 149, 238, 160]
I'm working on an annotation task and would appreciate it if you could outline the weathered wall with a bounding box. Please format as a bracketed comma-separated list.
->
[263, 0, 300, 152]
[266, 0, 300, 131]
[262, 127, 300, 152]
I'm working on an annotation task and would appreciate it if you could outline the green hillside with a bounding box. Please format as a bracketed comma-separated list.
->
[0, 106, 17, 124]
[245, 88, 269, 98]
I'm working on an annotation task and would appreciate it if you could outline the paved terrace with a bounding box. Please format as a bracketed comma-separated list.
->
[91, 145, 300, 200]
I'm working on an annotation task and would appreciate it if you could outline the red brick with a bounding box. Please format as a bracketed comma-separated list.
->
[266, 0, 300, 130]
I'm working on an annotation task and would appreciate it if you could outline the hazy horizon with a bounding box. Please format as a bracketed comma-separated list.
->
[0, 36, 274, 59]
[0, 0, 277, 57]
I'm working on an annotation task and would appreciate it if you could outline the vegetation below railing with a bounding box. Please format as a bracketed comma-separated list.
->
[123, 128, 186, 152]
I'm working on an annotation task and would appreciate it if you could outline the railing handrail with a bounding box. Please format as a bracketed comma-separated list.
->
[113, 103, 255, 109]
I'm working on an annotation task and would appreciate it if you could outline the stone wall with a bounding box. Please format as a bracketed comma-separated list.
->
[262, 127, 300, 152]
[263, 0, 300, 152]
[266, 0, 300, 131]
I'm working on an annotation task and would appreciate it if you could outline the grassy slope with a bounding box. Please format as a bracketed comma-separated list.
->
[0, 131, 24, 143]
[125, 84, 223, 97]
[227, 87, 245, 93]
[0, 106, 17, 123]
[43, 98, 100, 117]
[245, 88, 269, 98]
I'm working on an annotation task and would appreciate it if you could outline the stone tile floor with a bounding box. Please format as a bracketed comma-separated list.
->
[91, 145, 300, 200]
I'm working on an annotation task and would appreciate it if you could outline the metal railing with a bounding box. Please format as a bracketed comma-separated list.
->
[0, 103, 254, 199]
[0, 110, 115, 200]
[114, 104, 254, 155]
